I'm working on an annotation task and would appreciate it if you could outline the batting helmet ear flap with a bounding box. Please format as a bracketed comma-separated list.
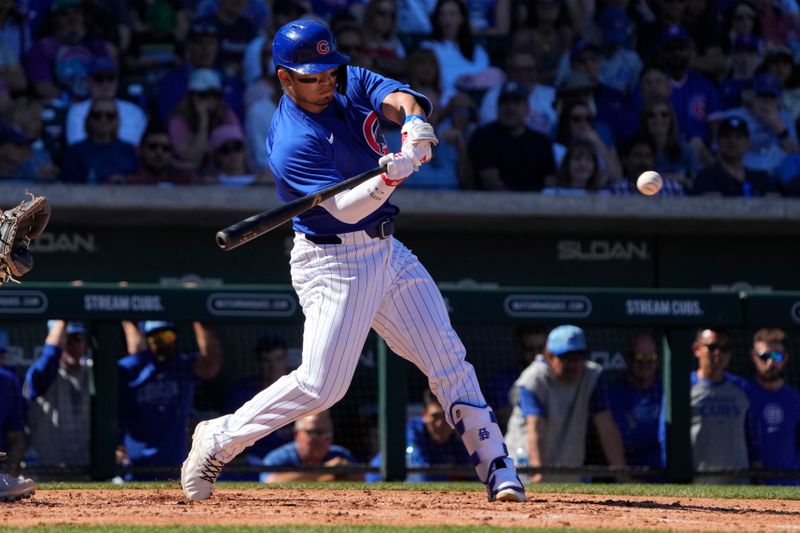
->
[336, 65, 348, 95]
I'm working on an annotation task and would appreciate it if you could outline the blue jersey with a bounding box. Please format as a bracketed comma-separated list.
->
[267, 66, 431, 236]
[118, 349, 199, 476]
[405, 416, 473, 482]
[609, 378, 663, 469]
[0, 367, 23, 451]
[746, 381, 800, 485]
[261, 441, 355, 482]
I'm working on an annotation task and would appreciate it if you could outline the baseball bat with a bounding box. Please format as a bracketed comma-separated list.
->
[216, 164, 387, 251]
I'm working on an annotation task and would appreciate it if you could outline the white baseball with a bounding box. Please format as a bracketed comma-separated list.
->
[637, 171, 663, 196]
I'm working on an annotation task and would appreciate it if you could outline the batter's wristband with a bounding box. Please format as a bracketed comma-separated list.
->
[381, 173, 404, 187]
[404, 114, 425, 124]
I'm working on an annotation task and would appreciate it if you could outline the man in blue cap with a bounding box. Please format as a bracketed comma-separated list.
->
[24, 320, 93, 469]
[505, 325, 626, 482]
[117, 320, 222, 480]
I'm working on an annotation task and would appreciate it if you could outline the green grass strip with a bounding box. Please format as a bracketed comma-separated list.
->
[33, 480, 800, 500]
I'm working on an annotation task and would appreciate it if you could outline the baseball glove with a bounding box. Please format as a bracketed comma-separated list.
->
[0, 194, 51, 285]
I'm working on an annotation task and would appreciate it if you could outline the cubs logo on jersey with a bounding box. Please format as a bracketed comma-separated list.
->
[362, 111, 388, 156]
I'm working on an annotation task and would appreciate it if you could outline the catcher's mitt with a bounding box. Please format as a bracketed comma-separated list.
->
[0, 194, 51, 285]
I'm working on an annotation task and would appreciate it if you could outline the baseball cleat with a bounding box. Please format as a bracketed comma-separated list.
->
[486, 458, 526, 503]
[181, 421, 223, 500]
[0, 473, 36, 502]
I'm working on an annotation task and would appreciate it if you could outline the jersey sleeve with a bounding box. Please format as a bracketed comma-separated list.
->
[518, 386, 545, 418]
[23, 343, 62, 400]
[349, 66, 433, 120]
[271, 131, 342, 198]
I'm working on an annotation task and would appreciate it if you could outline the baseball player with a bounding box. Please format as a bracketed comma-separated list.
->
[181, 19, 525, 503]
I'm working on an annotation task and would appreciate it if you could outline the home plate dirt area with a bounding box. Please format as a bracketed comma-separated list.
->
[3, 488, 800, 530]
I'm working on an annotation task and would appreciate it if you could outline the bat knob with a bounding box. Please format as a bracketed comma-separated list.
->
[216, 231, 230, 250]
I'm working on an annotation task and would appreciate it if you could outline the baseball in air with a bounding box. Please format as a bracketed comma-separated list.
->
[637, 171, 663, 196]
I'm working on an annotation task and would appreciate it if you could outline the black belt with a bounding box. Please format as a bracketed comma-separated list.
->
[305, 219, 395, 245]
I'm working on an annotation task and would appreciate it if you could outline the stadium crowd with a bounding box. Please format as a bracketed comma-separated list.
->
[1, 0, 800, 194]
[1, 320, 799, 491]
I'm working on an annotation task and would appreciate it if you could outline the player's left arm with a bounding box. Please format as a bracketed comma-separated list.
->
[381, 91, 438, 167]
[593, 410, 626, 469]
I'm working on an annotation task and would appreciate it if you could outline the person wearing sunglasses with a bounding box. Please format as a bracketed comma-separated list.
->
[116, 320, 222, 481]
[261, 411, 356, 483]
[608, 331, 663, 478]
[60, 97, 140, 184]
[65, 57, 148, 148]
[745, 328, 800, 485]
[206, 124, 260, 186]
[0, 330, 26, 485]
[125, 125, 199, 186]
[23, 321, 92, 470]
[505, 325, 626, 483]
[688, 327, 750, 484]
[182, 18, 525, 504]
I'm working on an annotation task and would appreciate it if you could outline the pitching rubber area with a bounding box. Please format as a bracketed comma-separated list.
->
[2, 484, 800, 531]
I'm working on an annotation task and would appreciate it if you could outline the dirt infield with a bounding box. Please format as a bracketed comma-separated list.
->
[3, 488, 800, 530]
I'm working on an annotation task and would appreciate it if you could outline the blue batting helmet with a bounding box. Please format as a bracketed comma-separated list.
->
[272, 19, 350, 74]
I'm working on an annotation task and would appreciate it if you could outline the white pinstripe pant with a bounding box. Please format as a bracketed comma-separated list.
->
[210, 229, 486, 462]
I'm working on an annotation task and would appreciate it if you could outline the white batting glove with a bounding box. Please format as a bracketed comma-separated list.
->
[401, 115, 438, 168]
[378, 152, 415, 186]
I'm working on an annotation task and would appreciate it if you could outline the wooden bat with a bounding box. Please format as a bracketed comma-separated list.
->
[216, 165, 387, 251]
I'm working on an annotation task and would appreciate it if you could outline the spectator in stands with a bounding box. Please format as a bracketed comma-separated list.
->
[0, 122, 34, 182]
[660, 25, 720, 157]
[514, 0, 573, 86]
[421, 0, 501, 104]
[717, 72, 799, 175]
[169, 69, 242, 171]
[117, 320, 222, 480]
[0, 0, 32, 66]
[333, 23, 370, 69]
[196, 0, 256, 78]
[9, 97, 59, 182]
[553, 98, 623, 183]
[156, 21, 244, 125]
[597, 7, 642, 95]
[693, 116, 777, 196]
[611, 134, 685, 196]
[637, 96, 699, 189]
[367, 389, 472, 482]
[23, 320, 92, 468]
[636, 0, 690, 63]
[262, 411, 356, 483]
[745, 328, 800, 485]
[486, 325, 548, 431]
[468, 81, 555, 190]
[759, 48, 800, 124]
[124, 125, 198, 186]
[684, 327, 750, 484]
[60, 98, 139, 184]
[683, 0, 726, 82]
[361, 0, 406, 79]
[505, 324, 626, 482]
[241, 0, 309, 85]
[721, 1, 763, 54]
[719, 34, 763, 110]
[124, 0, 182, 83]
[66, 57, 148, 147]
[24, 0, 113, 101]
[244, 40, 279, 177]
[609, 331, 663, 475]
[542, 138, 606, 195]
[478, 48, 556, 137]
[0, 0, 28, 95]
[0, 450, 35, 501]
[615, 64, 675, 145]
[205, 124, 260, 186]
[0, 329, 24, 475]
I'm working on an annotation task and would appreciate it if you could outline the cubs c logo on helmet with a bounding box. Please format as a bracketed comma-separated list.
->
[316, 40, 330, 55]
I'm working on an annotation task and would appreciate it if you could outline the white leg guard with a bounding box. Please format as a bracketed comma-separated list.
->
[451, 402, 526, 503]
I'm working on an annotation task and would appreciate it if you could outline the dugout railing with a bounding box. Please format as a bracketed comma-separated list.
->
[2, 283, 799, 483]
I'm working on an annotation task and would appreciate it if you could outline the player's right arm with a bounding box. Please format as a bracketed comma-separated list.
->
[525, 415, 546, 483]
[23, 320, 66, 400]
